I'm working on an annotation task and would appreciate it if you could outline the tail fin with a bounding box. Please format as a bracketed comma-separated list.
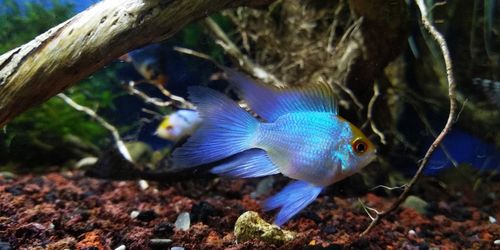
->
[172, 86, 259, 168]
[263, 180, 322, 226]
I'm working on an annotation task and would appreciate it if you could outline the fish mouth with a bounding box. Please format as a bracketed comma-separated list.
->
[360, 153, 377, 169]
[367, 153, 378, 165]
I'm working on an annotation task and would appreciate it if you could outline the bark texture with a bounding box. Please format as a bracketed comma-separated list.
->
[0, 0, 272, 127]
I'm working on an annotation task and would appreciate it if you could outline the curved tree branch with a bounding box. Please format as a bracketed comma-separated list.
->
[360, 0, 458, 236]
[0, 0, 273, 127]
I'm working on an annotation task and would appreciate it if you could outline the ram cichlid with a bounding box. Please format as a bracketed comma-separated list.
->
[172, 68, 376, 226]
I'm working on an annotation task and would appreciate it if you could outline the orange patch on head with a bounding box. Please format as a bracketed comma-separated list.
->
[337, 115, 376, 155]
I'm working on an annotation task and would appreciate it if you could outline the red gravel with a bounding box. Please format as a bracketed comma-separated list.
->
[0, 171, 498, 249]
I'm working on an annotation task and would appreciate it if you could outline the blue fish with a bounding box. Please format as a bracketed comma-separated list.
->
[172, 68, 377, 226]
[424, 129, 499, 175]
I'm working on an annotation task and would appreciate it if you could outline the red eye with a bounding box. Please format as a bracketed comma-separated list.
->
[166, 125, 173, 131]
[352, 138, 368, 154]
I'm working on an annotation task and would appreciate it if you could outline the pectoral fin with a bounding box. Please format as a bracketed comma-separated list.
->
[210, 149, 280, 178]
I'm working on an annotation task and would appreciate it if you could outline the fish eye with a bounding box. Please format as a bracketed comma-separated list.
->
[352, 138, 368, 154]
[166, 125, 173, 131]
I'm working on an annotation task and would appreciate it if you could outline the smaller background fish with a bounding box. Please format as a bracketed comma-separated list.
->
[472, 77, 500, 107]
[155, 110, 202, 143]
[120, 45, 169, 86]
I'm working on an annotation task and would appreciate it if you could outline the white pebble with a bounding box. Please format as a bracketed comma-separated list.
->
[130, 210, 140, 219]
[75, 157, 98, 168]
[174, 212, 191, 231]
[171, 247, 185, 250]
[150, 238, 172, 245]
[250, 177, 275, 199]
[408, 229, 417, 236]
[138, 179, 149, 190]
[114, 245, 126, 250]
[494, 239, 500, 245]
[489, 216, 496, 224]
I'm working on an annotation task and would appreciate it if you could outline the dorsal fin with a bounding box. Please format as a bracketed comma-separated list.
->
[224, 67, 338, 122]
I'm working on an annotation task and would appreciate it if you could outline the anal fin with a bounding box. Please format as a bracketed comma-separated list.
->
[263, 180, 322, 226]
[210, 149, 280, 178]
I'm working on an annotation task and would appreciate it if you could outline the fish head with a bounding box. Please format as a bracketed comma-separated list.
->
[346, 122, 377, 169]
[156, 115, 187, 141]
[331, 117, 377, 182]
[155, 115, 175, 140]
[155, 111, 202, 142]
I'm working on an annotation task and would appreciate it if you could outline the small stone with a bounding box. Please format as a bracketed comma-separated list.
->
[76, 157, 98, 168]
[321, 225, 337, 234]
[234, 211, 295, 245]
[494, 239, 500, 245]
[489, 216, 496, 224]
[408, 229, 417, 236]
[150, 239, 173, 246]
[402, 195, 429, 214]
[130, 211, 140, 219]
[138, 180, 149, 190]
[136, 210, 157, 222]
[191, 201, 221, 223]
[114, 245, 126, 250]
[250, 177, 275, 199]
[125, 141, 153, 160]
[0, 172, 16, 179]
[153, 223, 175, 237]
[174, 212, 190, 231]
[5, 185, 23, 196]
[76, 231, 107, 250]
[0, 241, 12, 250]
[170, 247, 184, 250]
[408, 229, 418, 240]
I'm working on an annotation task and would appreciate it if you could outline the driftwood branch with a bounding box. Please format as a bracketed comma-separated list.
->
[0, 0, 273, 127]
[57, 93, 133, 162]
[155, 84, 195, 109]
[365, 82, 386, 144]
[125, 81, 173, 107]
[125, 80, 195, 109]
[202, 17, 284, 87]
[360, 0, 458, 236]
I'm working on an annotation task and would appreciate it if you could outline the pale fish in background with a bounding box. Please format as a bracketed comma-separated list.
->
[472, 78, 500, 107]
[172, 68, 377, 226]
[155, 110, 202, 143]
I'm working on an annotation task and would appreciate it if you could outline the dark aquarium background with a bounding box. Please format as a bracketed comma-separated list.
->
[0, 0, 498, 249]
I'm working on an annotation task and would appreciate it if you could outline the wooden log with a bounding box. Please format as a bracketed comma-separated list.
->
[0, 0, 272, 127]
